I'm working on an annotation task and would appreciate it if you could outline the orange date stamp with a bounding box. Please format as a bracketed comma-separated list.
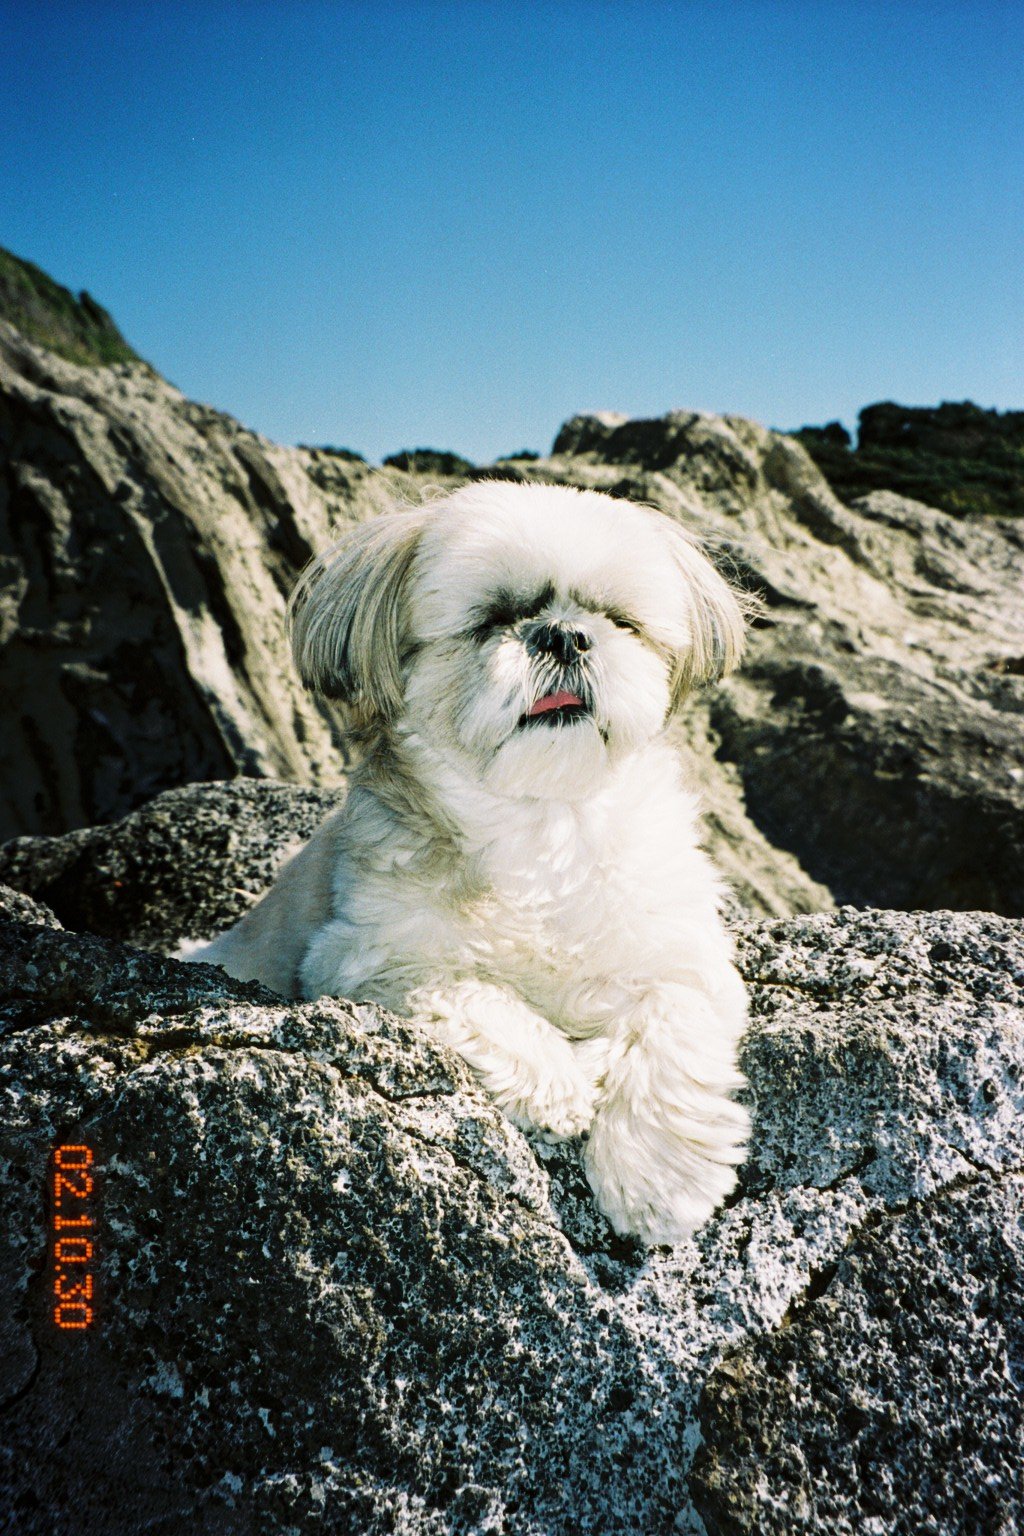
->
[51, 1143, 96, 1330]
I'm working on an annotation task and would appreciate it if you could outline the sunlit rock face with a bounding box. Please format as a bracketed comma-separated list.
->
[0, 316, 396, 842]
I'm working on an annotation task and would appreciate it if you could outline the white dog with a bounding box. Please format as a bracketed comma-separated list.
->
[191, 481, 750, 1244]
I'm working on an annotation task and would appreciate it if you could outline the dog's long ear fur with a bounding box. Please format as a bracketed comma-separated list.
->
[288, 506, 429, 720]
[655, 515, 749, 705]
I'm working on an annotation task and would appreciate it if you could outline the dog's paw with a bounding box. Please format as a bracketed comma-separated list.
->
[497, 1059, 598, 1142]
[584, 1093, 748, 1245]
[412, 981, 600, 1141]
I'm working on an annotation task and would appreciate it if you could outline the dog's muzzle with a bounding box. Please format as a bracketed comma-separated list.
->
[520, 622, 593, 727]
[525, 621, 592, 665]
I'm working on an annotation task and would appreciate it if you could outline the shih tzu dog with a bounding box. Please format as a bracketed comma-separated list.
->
[190, 481, 750, 1244]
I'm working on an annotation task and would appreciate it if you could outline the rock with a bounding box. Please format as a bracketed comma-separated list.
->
[2, 260, 1022, 921]
[0, 880, 60, 929]
[692, 1175, 1024, 1535]
[0, 318, 402, 841]
[517, 414, 1024, 916]
[1, 815, 1022, 1534]
[0, 778, 343, 952]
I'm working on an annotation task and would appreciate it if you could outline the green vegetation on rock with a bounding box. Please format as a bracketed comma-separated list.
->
[382, 447, 475, 476]
[792, 400, 1024, 518]
[0, 245, 145, 368]
[298, 444, 367, 462]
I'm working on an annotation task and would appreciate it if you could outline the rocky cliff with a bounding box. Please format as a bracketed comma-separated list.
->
[2, 258, 1024, 1536]
[3, 277, 1022, 917]
[0, 317, 404, 841]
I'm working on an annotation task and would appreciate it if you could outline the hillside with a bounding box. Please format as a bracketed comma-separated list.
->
[0, 245, 145, 367]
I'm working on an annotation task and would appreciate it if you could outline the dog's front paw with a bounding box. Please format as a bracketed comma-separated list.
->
[497, 1058, 598, 1142]
[411, 979, 599, 1141]
[584, 1092, 748, 1245]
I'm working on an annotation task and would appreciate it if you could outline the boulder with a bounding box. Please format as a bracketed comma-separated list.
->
[0, 778, 344, 952]
[1, 804, 1021, 1533]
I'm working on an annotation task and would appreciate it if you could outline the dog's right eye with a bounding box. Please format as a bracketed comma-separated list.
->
[472, 598, 519, 638]
[468, 585, 554, 641]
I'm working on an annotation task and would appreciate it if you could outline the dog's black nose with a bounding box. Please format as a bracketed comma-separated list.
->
[529, 622, 592, 665]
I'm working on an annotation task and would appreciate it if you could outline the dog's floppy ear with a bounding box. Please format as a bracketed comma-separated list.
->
[656, 515, 748, 704]
[288, 506, 429, 719]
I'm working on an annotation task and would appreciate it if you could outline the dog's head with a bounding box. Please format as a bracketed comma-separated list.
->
[290, 482, 745, 801]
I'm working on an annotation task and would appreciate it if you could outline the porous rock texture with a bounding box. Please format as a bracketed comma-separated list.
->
[1, 803, 1022, 1535]
[0, 778, 344, 952]
[5, 305, 1023, 918]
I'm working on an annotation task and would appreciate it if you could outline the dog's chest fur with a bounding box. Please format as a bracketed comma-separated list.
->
[329, 739, 720, 1031]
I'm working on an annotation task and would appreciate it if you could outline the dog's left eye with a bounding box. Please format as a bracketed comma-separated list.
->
[469, 606, 516, 642]
[608, 610, 641, 635]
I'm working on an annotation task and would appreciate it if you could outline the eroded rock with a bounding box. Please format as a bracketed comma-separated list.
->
[5, 307, 1022, 919]
[0, 320, 392, 840]
[0, 778, 343, 951]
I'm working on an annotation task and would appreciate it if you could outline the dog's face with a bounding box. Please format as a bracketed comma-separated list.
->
[290, 482, 744, 802]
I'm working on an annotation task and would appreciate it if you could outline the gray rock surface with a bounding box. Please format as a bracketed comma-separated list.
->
[2, 833, 1021, 1534]
[0, 320, 398, 841]
[0, 778, 343, 951]
[0, 880, 60, 929]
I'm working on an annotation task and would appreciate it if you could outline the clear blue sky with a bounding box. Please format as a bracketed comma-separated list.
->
[2, 0, 1021, 463]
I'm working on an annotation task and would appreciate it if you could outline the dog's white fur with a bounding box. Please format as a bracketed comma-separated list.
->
[190, 481, 750, 1244]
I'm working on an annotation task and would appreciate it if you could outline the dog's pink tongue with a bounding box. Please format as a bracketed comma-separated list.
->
[528, 690, 583, 716]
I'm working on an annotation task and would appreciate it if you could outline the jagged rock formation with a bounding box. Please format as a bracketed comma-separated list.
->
[0, 318, 410, 841]
[2, 255, 1022, 921]
[1, 803, 1021, 1535]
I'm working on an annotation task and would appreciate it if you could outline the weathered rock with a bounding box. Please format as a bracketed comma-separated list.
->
[0, 879, 60, 929]
[518, 414, 1024, 916]
[2, 844, 1022, 1534]
[0, 778, 343, 952]
[692, 1175, 1024, 1536]
[2, 265, 1022, 920]
[0, 319, 396, 841]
